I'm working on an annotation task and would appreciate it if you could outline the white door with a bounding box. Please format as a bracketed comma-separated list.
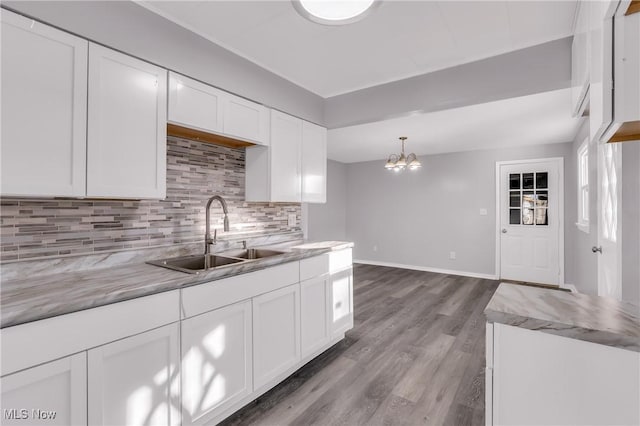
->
[87, 43, 167, 199]
[301, 121, 327, 204]
[1, 9, 88, 197]
[1, 352, 86, 425]
[597, 143, 622, 299]
[181, 300, 252, 426]
[499, 160, 562, 285]
[168, 72, 224, 134]
[88, 323, 180, 426]
[270, 110, 302, 202]
[252, 283, 300, 390]
[300, 275, 331, 358]
[330, 267, 354, 337]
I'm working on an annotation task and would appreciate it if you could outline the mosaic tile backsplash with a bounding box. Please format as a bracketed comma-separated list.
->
[0, 137, 301, 262]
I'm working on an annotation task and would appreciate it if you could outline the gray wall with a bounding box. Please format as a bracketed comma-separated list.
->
[306, 160, 348, 241]
[570, 122, 599, 295]
[622, 142, 640, 306]
[2, 1, 325, 125]
[324, 38, 572, 129]
[343, 143, 576, 281]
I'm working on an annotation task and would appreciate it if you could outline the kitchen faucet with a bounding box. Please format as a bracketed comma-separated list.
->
[204, 195, 230, 255]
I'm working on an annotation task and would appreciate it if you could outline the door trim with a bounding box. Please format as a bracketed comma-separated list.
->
[494, 157, 565, 285]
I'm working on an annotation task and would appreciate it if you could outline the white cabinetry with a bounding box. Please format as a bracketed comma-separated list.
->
[181, 300, 253, 426]
[329, 267, 354, 337]
[300, 275, 331, 358]
[486, 323, 640, 425]
[301, 121, 327, 203]
[252, 283, 301, 390]
[245, 110, 327, 203]
[0, 10, 88, 197]
[168, 72, 224, 135]
[611, 10, 640, 130]
[168, 72, 269, 145]
[572, 1, 591, 116]
[1, 353, 87, 425]
[87, 43, 167, 199]
[88, 323, 180, 426]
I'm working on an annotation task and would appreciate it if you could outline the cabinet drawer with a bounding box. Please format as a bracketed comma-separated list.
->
[1, 290, 180, 376]
[300, 254, 330, 281]
[181, 261, 300, 318]
[329, 248, 352, 273]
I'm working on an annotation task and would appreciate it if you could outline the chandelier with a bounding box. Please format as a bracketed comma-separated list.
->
[384, 137, 421, 172]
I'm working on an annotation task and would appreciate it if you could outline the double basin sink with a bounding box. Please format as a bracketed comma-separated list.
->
[147, 248, 286, 274]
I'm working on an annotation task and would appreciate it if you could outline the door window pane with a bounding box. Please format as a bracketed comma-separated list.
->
[509, 209, 521, 224]
[536, 191, 548, 208]
[523, 173, 534, 189]
[510, 192, 521, 207]
[536, 208, 548, 225]
[522, 208, 534, 225]
[523, 191, 535, 208]
[509, 174, 521, 190]
[536, 172, 548, 189]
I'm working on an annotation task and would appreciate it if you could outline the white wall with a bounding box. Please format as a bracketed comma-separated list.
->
[343, 143, 576, 281]
[306, 160, 347, 241]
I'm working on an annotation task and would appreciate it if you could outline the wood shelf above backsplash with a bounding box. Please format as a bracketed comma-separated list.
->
[167, 124, 255, 149]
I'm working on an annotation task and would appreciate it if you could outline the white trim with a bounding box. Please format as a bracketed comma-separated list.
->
[353, 259, 498, 280]
[575, 222, 590, 234]
[560, 283, 578, 293]
[494, 157, 565, 286]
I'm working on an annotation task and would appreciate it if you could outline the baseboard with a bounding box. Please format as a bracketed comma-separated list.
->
[353, 259, 498, 280]
[560, 283, 578, 293]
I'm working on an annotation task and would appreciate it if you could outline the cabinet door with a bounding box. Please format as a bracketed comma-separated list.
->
[252, 284, 301, 390]
[181, 301, 252, 426]
[88, 323, 180, 426]
[1, 10, 87, 197]
[87, 43, 167, 199]
[223, 95, 269, 145]
[301, 121, 327, 203]
[330, 267, 354, 337]
[300, 275, 331, 358]
[168, 72, 224, 134]
[571, 1, 590, 116]
[1, 352, 86, 425]
[270, 110, 302, 202]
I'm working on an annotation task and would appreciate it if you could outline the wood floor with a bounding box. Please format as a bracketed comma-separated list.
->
[221, 264, 500, 426]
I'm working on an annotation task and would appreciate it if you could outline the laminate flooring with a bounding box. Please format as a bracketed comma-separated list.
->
[221, 264, 500, 426]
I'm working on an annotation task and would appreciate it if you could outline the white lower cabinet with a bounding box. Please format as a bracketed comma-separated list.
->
[330, 267, 354, 337]
[252, 283, 301, 390]
[88, 323, 181, 426]
[181, 300, 253, 426]
[300, 275, 331, 359]
[0, 352, 87, 425]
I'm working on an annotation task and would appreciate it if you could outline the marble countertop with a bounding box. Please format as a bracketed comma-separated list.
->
[0, 240, 354, 328]
[485, 283, 640, 352]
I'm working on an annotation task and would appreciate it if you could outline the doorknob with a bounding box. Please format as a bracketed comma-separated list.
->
[592, 246, 602, 253]
[501, 229, 507, 233]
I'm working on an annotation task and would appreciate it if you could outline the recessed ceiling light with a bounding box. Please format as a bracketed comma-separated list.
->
[292, 0, 380, 26]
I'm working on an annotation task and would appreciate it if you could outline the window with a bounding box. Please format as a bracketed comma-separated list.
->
[576, 138, 589, 233]
[508, 171, 549, 226]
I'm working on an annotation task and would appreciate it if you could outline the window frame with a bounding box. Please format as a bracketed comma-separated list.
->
[576, 138, 590, 233]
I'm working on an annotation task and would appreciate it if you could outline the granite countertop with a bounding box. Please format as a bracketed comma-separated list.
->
[0, 240, 354, 329]
[485, 283, 640, 352]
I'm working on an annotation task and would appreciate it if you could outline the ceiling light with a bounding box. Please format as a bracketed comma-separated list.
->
[384, 137, 421, 172]
[292, 0, 380, 26]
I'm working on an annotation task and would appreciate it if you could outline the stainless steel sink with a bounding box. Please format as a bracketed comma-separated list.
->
[220, 248, 286, 260]
[147, 254, 244, 274]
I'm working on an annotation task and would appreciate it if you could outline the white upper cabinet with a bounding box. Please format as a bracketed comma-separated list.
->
[613, 11, 640, 125]
[301, 121, 327, 203]
[245, 110, 327, 203]
[223, 95, 270, 145]
[589, 1, 615, 142]
[87, 43, 167, 199]
[168, 72, 224, 134]
[571, 1, 591, 116]
[1, 10, 88, 197]
[168, 72, 269, 145]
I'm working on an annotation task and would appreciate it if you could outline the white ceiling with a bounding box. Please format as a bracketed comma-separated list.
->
[327, 88, 581, 163]
[140, 0, 578, 97]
